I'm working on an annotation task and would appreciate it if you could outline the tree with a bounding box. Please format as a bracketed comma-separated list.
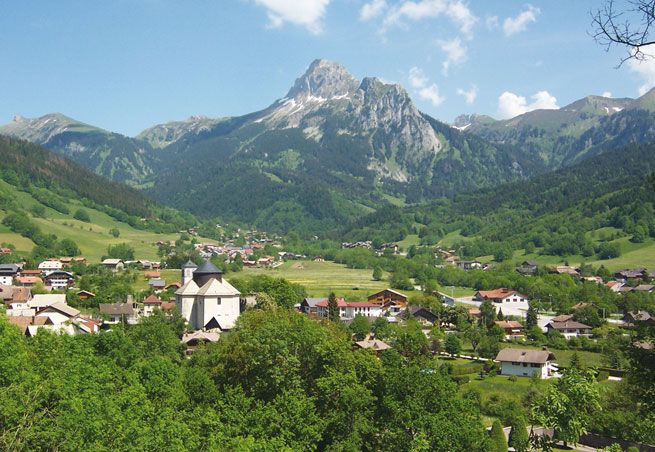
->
[57, 238, 80, 257]
[106, 243, 135, 261]
[490, 419, 508, 452]
[497, 307, 504, 321]
[372, 266, 383, 281]
[591, 0, 655, 65]
[350, 314, 370, 341]
[73, 208, 91, 222]
[110, 228, 120, 238]
[480, 299, 497, 329]
[465, 326, 484, 353]
[508, 415, 530, 452]
[327, 292, 340, 323]
[532, 368, 601, 446]
[526, 303, 539, 329]
[444, 334, 461, 357]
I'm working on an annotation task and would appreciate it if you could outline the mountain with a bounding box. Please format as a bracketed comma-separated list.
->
[0, 113, 155, 184]
[137, 115, 228, 149]
[454, 91, 655, 168]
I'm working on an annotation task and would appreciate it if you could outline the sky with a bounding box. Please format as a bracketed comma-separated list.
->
[0, 0, 652, 136]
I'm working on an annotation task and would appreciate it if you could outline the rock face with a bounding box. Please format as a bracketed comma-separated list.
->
[137, 115, 226, 149]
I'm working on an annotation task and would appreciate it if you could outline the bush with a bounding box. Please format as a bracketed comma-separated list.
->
[508, 375, 518, 382]
[596, 370, 609, 381]
[74, 208, 91, 223]
[452, 375, 470, 384]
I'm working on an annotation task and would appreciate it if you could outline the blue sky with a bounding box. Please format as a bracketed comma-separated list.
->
[0, 0, 650, 136]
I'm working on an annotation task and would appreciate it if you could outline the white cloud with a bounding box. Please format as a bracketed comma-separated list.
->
[627, 56, 655, 95]
[409, 66, 445, 106]
[602, 91, 613, 98]
[382, 0, 477, 36]
[253, 0, 331, 34]
[360, 0, 387, 21]
[438, 37, 467, 75]
[497, 90, 558, 119]
[503, 4, 540, 36]
[457, 85, 478, 104]
[485, 15, 499, 30]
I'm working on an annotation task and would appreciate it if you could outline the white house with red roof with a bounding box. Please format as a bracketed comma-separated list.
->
[315, 297, 383, 320]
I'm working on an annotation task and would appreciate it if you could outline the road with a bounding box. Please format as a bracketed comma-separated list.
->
[440, 293, 554, 330]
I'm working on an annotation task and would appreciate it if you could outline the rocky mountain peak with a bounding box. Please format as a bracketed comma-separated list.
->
[286, 59, 359, 101]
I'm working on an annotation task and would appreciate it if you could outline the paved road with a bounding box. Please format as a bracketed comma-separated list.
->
[440, 293, 554, 331]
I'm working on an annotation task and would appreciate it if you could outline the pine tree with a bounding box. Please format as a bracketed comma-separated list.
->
[508, 416, 529, 452]
[497, 307, 504, 321]
[526, 303, 538, 329]
[372, 266, 383, 281]
[327, 292, 340, 323]
[569, 351, 583, 370]
[490, 420, 508, 452]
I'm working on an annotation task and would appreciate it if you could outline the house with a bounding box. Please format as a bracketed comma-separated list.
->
[0, 247, 12, 254]
[367, 289, 408, 306]
[516, 260, 538, 276]
[15, 276, 42, 287]
[35, 302, 80, 325]
[43, 271, 75, 290]
[0, 285, 31, 305]
[313, 256, 325, 262]
[0, 264, 21, 285]
[605, 281, 623, 292]
[551, 314, 574, 323]
[315, 298, 384, 320]
[300, 297, 324, 315]
[583, 276, 604, 284]
[176, 260, 241, 331]
[142, 294, 163, 316]
[495, 348, 555, 379]
[148, 278, 166, 291]
[144, 271, 161, 279]
[28, 294, 67, 311]
[550, 266, 580, 276]
[457, 260, 482, 270]
[545, 320, 593, 338]
[38, 260, 63, 275]
[354, 339, 391, 353]
[634, 284, 655, 293]
[99, 302, 139, 325]
[402, 306, 439, 325]
[181, 331, 220, 354]
[100, 259, 124, 273]
[622, 310, 653, 326]
[475, 288, 528, 304]
[494, 320, 524, 339]
[468, 308, 481, 319]
[615, 268, 646, 281]
[76, 290, 95, 300]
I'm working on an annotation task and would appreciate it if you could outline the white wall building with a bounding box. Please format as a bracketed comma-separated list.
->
[175, 260, 241, 331]
[495, 348, 555, 379]
[315, 298, 384, 320]
[38, 260, 63, 275]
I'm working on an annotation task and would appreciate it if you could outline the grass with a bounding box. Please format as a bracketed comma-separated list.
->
[437, 230, 468, 248]
[497, 343, 604, 368]
[0, 179, 215, 262]
[397, 234, 419, 250]
[241, 260, 407, 299]
[439, 285, 476, 298]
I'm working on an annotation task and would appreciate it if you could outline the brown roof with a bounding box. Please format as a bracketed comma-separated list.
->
[16, 276, 42, 285]
[8, 316, 32, 334]
[477, 288, 524, 300]
[546, 320, 592, 330]
[160, 302, 176, 311]
[143, 294, 162, 305]
[99, 303, 135, 315]
[494, 320, 523, 329]
[355, 339, 391, 351]
[20, 270, 42, 275]
[551, 314, 574, 323]
[496, 348, 554, 364]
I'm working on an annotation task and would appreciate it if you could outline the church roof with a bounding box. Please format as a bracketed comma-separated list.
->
[196, 278, 240, 297]
[175, 279, 199, 295]
[182, 260, 198, 269]
[194, 260, 222, 275]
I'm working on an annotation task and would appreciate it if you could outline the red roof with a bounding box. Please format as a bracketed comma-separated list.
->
[143, 294, 162, 305]
[477, 288, 519, 300]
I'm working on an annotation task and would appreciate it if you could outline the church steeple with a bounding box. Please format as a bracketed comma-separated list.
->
[192, 260, 223, 287]
[181, 260, 198, 285]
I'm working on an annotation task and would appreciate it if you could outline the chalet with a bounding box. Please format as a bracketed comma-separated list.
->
[618, 286, 635, 294]
[28, 294, 67, 311]
[0, 285, 31, 305]
[0, 264, 21, 285]
[475, 288, 528, 304]
[0, 247, 12, 254]
[257, 256, 275, 267]
[38, 260, 63, 275]
[457, 260, 482, 270]
[583, 276, 604, 284]
[516, 260, 538, 276]
[605, 281, 623, 292]
[495, 348, 555, 379]
[468, 308, 481, 319]
[59, 257, 75, 267]
[142, 294, 163, 316]
[300, 297, 324, 315]
[550, 266, 580, 276]
[354, 339, 391, 353]
[545, 320, 592, 338]
[551, 314, 574, 323]
[614, 268, 646, 281]
[35, 302, 80, 326]
[43, 271, 75, 289]
[20, 269, 41, 277]
[100, 259, 124, 273]
[313, 256, 325, 262]
[622, 310, 654, 326]
[316, 298, 383, 320]
[15, 276, 42, 287]
[143, 271, 161, 279]
[165, 282, 182, 291]
[367, 289, 408, 306]
[494, 320, 524, 339]
[76, 290, 95, 300]
[99, 302, 139, 325]
[402, 306, 439, 325]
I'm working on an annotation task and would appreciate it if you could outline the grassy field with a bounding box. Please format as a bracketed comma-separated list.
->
[397, 234, 420, 250]
[0, 179, 215, 262]
[241, 260, 408, 299]
[497, 343, 605, 368]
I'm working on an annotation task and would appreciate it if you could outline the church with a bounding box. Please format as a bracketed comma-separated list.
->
[175, 260, 241, 331]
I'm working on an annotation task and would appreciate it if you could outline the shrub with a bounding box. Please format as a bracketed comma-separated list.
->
[74, 208, 91, 223]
